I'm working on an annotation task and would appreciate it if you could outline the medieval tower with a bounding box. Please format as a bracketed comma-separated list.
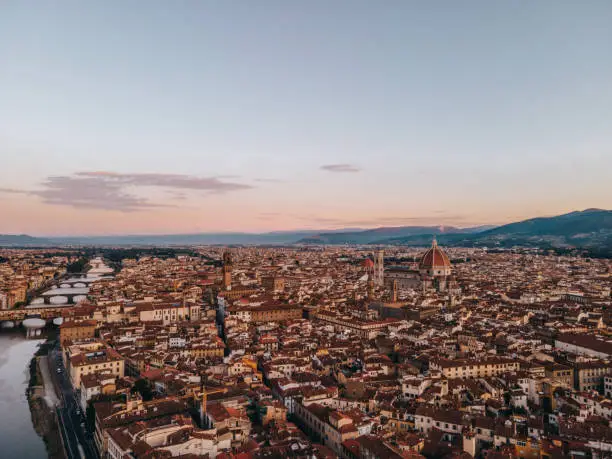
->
[222, 250, 233, 290]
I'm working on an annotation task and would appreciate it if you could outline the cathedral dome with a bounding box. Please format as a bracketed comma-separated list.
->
[362, 258, 375, 269]
[419, 238, 451, 271]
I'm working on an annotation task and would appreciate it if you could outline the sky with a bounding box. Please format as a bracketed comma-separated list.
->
[1, 1, 611, 236]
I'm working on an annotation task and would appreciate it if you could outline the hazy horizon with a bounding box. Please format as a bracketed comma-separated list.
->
[8, 208, 609, 238]
[2, 1, 611, 236]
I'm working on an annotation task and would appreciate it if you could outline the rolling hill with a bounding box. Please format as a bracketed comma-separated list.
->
[297, 225, 493, 245]
[378, 209, 612, 250]
[0, 234, 51, 246]
[0, 229, 361, 247]
[1, 209, 610, 251]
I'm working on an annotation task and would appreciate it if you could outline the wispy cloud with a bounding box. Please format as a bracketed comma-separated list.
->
[0, 171, 254, 212]
[254, 178, 285, 183]
[166, 190, 188, 201]
[320, 164, 361, 173]
[77, 171, 253, 193]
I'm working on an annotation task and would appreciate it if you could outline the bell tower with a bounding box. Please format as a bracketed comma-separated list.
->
[374, 250, 384, 286]
[367, 274, 375, 300]
[222, 250, 233, 290]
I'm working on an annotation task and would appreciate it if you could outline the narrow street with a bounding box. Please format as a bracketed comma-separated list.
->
[48, 344, 99, 459]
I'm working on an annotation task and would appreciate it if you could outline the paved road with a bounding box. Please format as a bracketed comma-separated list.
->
[39, 355, 60, 408]
[48, 344, 99, 459]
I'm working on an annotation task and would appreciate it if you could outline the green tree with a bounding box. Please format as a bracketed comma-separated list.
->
[132, 378, 154, 401]
[67, 258, 88, 273]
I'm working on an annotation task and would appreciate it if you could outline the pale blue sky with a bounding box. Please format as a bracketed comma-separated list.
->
[1, 1, 611, 235]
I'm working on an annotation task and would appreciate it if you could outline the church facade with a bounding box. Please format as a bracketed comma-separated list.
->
[368, 238, 455, 293]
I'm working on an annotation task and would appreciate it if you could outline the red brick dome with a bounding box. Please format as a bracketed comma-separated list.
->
[419, 238, 451, 270]
[362, 258, 375, 269]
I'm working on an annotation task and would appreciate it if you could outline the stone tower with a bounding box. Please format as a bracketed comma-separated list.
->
[374, 250, 384, 286]
[367, 274, 375, 300]
[222, 250, 232, 290]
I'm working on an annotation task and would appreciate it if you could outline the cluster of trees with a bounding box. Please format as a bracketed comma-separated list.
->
[544, 247, 612, 260]
[66, 257, 89, 273]
[582, 248, 612, 259]
[132, 378, 154, 401]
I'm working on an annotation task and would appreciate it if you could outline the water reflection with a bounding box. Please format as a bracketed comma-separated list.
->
[0, 334, 48, 458]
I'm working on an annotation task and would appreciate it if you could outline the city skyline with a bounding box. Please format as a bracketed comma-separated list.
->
[2, 1, 612, 236]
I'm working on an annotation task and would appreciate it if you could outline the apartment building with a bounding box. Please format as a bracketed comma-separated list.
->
[66, 342, 125, 388]
[430, 357, 520, 379]
[60, 319, 97, 344]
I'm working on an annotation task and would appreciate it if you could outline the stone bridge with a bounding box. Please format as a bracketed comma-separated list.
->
[57, 279, 89, 288]
[34, 272, 101, 305]
[40, 287, 89, 305]
[0, 306, 69, 322]
[56, 273, 107, 287]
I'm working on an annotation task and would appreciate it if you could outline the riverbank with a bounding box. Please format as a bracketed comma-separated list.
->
[27, 338, 66, 459]
[0, 334, 49, 457]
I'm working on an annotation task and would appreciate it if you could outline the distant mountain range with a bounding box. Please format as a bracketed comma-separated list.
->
[1, 209, 611, 251]
[0, 230, 349, 247]
[297, 225, 494, 245]
[376, 209, 612, 250]
[0, 234, 52, 246]
[51, 230, 328, 246]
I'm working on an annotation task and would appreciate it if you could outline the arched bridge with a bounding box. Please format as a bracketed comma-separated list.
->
[40, 287, 89, 304]
[0, 306, 70, 322]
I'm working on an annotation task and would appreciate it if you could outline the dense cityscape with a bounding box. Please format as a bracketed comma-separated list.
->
[3, 2, 611, 459]
[0, 241, 611, 459]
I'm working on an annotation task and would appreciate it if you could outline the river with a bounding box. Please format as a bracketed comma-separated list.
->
[0, 334, 48, 458]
